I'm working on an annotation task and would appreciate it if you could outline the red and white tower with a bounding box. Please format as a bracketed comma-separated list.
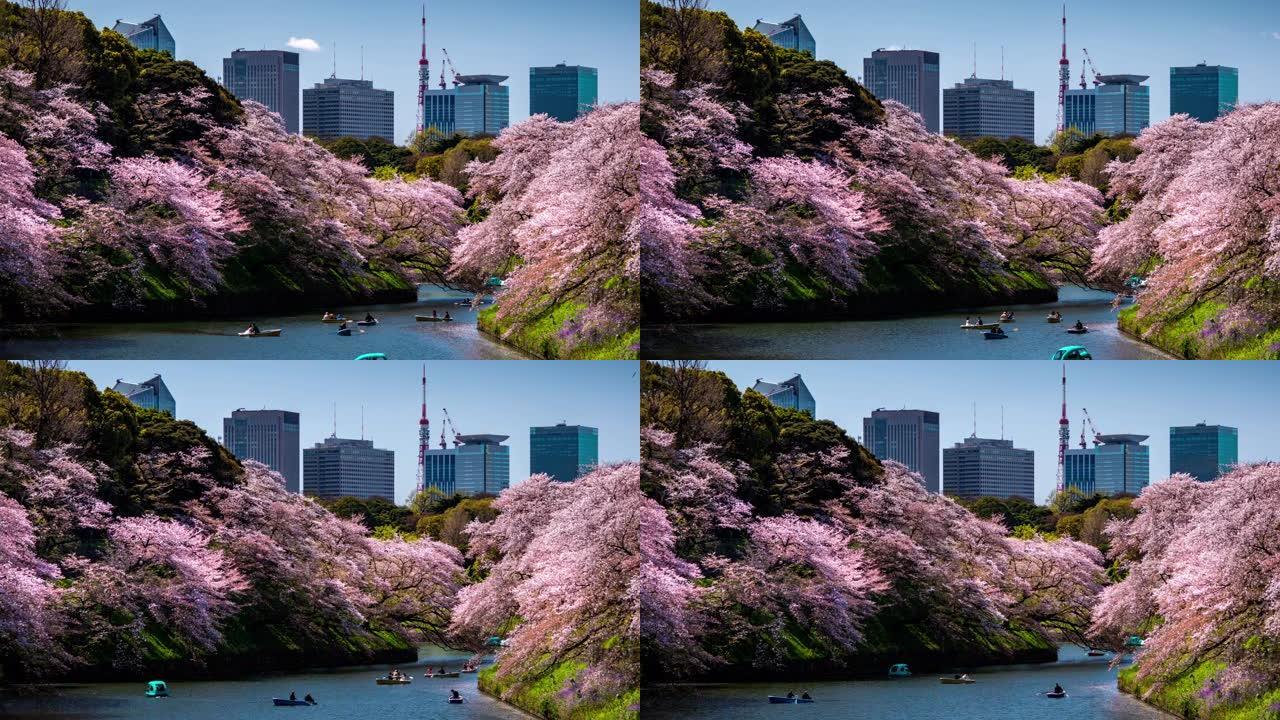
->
[1056, 365, 1070, 496]
[415, 4, 429, 137]
[414, 364, 430, 497]
[1056, 4, 1070, 136]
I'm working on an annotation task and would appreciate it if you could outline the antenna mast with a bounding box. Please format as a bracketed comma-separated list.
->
[415, 4, 429, 137]
[414, 365, 430, 498]
[1056, 365, 1070, 497]
[1057, 4, 1070, 136]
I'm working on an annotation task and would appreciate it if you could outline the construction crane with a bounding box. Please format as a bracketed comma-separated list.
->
[1081, 48, 1103, 88]
[439, 408, 462, 448]
[1080, 408, 1103, 447]
[439, 48, 461, 89]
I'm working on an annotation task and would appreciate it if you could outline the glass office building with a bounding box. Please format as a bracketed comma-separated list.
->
[111, 374, 176, 416]
[751, 374, 816, 417]
[1170, 64, 1238, 121]
[422, 446, 459, 496]
[222, 50, 301, 134]
[752, 14, 815, 56]
[1064, 88, 1097, 136]
[222, 410, 301, 492]
[112, 15, 175, 56]
[943, 77, 1035, 140]
[455, 75, 510, 136]
[1169, 423, 1238, 482]
[530, 424, 599, 482]
[863, 49, 941, 134]
[529, 64, 598, 121]
[943, 436, 1035, 500]
[423, 89, 457, 136]
[454, 434, 510, 496]
[863, 409, 941, 493]
[303, 77, 394, 141]
[303, 437, 395, 501]
[1064, 434, 1150, 496]
[1094, 75, 1149, 136]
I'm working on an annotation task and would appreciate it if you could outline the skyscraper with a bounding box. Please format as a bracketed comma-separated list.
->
[455, 434, 510, 496]
[1064, 87, 1097, 136]
[111, 375, 176, 416]
[862, 409, 941, 492]
[942, 77, 1034, 140]
[752, 15, 815, 56]
[1064, 434, 1150, 497]
[529, 64, 598, 121]
[530, 424, 599, 482]
[112, 15, 175, 56]
[1169, 423, 1238, 482]
[303, 77, 395, 141]
[222, 409, 301, 492]
[303, 436, 395, 501]
[422, 445, 458, 496]
[222, 50, 300, 134]
[863, 49, 941, 133]
[943, 436, 1035, 500]
[1094, 75, 1150, 136]
[1170, 64, 1238, 121]
[751, 374, 816, 417]
[422, 75, 510, 137]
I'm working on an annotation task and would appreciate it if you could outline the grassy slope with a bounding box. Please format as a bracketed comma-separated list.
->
[477, 302, 639, 360]
[1118, 661, 1280, 719]
[1118, 303, 1280, 360]
[478, 662, 639, 720]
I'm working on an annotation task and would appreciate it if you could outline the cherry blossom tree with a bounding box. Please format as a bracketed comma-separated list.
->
[995, 175, 1105, 285]
[0, 131, 63, 308]
[641, 427, 750, 554]
[1090, 105, 1280, 333]
[360, 536, 463, 643]
[0, 68, 110, 193]
[637, 491, 707, 674]
[641, 69, 751, 195]
[0, 490, 62, 668]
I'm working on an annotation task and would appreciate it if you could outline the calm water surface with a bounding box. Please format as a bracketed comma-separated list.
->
[0, 287, 524, 360]
[644, 646, 1170, 720]
[643, 286, 1169, 360]
[0, 648, 523, 720]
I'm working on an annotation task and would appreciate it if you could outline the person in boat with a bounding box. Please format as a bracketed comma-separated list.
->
[364, 312, 375, 322]
[977, 316, 984, 325]
[800, 691, 811, 700]
[450, 689, 462, 700]
[339, 320, 349, 331]
[290, 691, 296, 701]
[246, 323, 259, 335]
[990, 325, 1005, 335]
[322, 311, 335, 321]
[786, 691, 795, 699]
[443, 311, 452, 321]
[304, 693, 314, 704]
[1053, 683, 1064, 694]
[1073, 320, 1085, 330]
[965, 316, 972, 326]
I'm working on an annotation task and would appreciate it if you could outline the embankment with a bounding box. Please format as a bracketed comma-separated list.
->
[477, 661, 639, 720]
[1118, 660, 1280, 719]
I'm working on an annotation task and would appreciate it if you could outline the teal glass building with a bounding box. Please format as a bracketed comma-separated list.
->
[112, 15, 175, 57]
[1094, 75, 1150, 136]
[752, 15, 816, 57]
[529, 64, 598, 122]
[1169, 423, 1238, 482]
[1064, 434, 1150, 496]
[1170, 64, 1238, 121]
[752, 374, 815, 417]
[455, 75, 510, 136]
[111, 374, 176, 416]
[530, 424, 599, 482]
[1064, 88, 1096, 135]
[455, 434, 510, 496]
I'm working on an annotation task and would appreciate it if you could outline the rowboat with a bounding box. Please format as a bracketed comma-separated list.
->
[425, 672, 461, 678]
[239, 329, 282, 337]
[415, 315, 454, 322]
[375, 676, 412, 685]
[1052, 346, 1092, 360]
[1046, 691, 1067, 698]
[1066, 327, 1089, 334]
[983, 331, 1008, 340]
[941, 676, 976, 684]
[961, 323, 1000, 330]
[272, 699, 316, 706]
[321, 316, 346, 323]
[1087, 650, 1106, 657]
[888, 664, 911, 678]
[1047, 315, 1062, 323]
[767, 696, 814, 704]
[337, 328, 352, 336]
[447, 697, 465, 704]
[146, 680, 169, 697]
[460, 667, 478, 673]
[356, 319, 378, 326]
[355, 353, 387, 360]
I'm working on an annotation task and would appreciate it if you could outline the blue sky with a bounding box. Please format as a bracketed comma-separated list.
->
[712, 0, 1279, 143]
[708, 361, 1278, 503]
[71, 0, 639, 143]
[70, 361, 640, 503]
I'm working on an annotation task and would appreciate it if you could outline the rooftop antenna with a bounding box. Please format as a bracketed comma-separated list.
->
[360, 45, 364, 81]
[971, 42, 976, 78]
[1001, 405, 1005, 440]
[1001, 45, 1004, 80]
[972, 402, 977, 437]
[361, 404, 365, 440]
[332, 402, 337, 438]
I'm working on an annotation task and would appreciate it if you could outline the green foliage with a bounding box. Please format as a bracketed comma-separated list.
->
[959, 136, 1055, 173]
[1055, 497, 1136, 551]
[318, 496, 416, 533]
[478, 657, 638, 720]
[416, 137, 497, 192]
[318, 135, 413, 173]
[415, 496, 496, 553]
[960, 495, 1055, 532]
[477, 300, 638, 360]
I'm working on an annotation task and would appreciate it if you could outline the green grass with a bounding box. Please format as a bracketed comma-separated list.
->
[1118, 302, 1280, 360]
[477, 301, 638, 360]
[1118, 659, 1280, 719]
[477, 659, 638, 720]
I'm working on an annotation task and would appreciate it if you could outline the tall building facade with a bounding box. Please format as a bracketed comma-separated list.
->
[422, 446, 459, 496]
[752, 15, 815, 56]
[1095, 75, 1150, 136]
[112, 15, 175, 56]
[530, 424, 599, 482]
[863, 409, 941, 493]
[1169, 423, 1238, 482]
[422, 435, 511, 497]
[942, 77, 1034, 140]
[303, 436, 395, 501]
[222, 50, 300, 134]
[751, 374, 815, 417]
[1064, 88, 1097, 135]
[943, 436, 1035, 500]
[863, 49, 941, 133]
[222, 410, 301, 492]
[422, 75, 510, 137]
[1170, 64, 1238, 121]
[111, 375, 176, 416]
[1064, 434, 1150, 497]
[529, 64, 598, 121]
[302, 77, 394, 141]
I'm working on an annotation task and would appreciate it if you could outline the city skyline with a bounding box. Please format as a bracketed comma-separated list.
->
[74, 0, 639, 143]
[713, 0, 1279, 142]
[71, 361, 639, 503]
[706, 361, 1279, 503]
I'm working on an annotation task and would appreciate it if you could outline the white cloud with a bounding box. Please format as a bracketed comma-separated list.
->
[287, 37, 321, 52]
